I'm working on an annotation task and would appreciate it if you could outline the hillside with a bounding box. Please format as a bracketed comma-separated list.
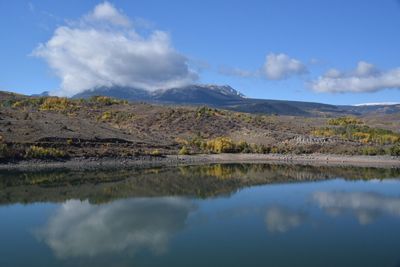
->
[1, 92, 400, 162]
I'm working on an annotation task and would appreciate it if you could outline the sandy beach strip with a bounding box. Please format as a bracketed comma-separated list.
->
[0, 153, 399, 171]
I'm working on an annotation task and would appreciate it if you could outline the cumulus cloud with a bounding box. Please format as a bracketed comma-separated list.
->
[218, 53, 308, 80]
[313, 191, 400, 225]
[263, 53, 308, 80]
[311, 61, 400, 93]
[85, 1, 130, 26]
[264, 206, 307, 233]
[33, 1, 197, 96]
[219, 53, 307, 80]
[35, 197, 195, 258]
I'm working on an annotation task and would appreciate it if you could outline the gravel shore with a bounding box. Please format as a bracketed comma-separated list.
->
[0, 153, 399, 171]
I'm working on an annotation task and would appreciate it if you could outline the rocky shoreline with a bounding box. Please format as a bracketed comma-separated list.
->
[0, 153, 399, 171]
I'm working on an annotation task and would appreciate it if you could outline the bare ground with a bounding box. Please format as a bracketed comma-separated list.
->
[0, 153, 399, 171]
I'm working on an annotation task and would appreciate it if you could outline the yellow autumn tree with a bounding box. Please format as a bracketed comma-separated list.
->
[206, 137, 236, 153]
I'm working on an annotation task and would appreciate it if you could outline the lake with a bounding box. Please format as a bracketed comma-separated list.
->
[0, 164, 400, 267]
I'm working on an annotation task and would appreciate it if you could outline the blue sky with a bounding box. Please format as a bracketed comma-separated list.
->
[1, 0, 400, 105]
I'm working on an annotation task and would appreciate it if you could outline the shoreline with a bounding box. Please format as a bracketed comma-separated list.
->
[0, 153, 399, 171]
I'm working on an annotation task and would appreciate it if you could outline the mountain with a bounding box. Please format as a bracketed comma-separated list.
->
[152, 85, 245, 105]
[67, 84, 400, 117]
[31, 91, 50, 97]
[340, 104, 400, 115]
[71, 84, 342, 116]
[73, 84, 245, 105]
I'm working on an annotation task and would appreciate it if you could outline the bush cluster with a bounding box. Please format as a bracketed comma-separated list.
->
[0, 143, 11, 159]
[180, 136, 270, 154]
[90, 96, 127, 105]
[98, 111, 135, 123]
[390, 144, 400, 156]
[327, 116, 363, 126]
[313, 117, 400, 145]
[311, 116, 400, 156]
[150, 149, 162, 156]
[11, 98, 45, 109]
[360, 146, 387, 156]
[179, 146, 189, 155]
[39, 97, 78, 111]
[195, 106, 227, 120]
[25, 146, 67, 159]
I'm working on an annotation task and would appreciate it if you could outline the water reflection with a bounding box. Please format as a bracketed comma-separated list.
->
[1, 164, 400, 266]
[265, 206, 307, 233]
[36, 197, 196, 258]
[313, 191, 400, 224]
[1, 164, 400, 205]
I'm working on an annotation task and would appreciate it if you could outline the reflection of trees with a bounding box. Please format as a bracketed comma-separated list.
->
[0, 164, 399, 204]
[36, 197, 195, 258]
[181, 164, 400, 182]
[313, 191, 400, 224]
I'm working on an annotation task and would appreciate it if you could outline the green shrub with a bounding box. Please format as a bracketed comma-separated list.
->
[0, 143, 10, 158]
[328, 116, 363, 126]
[179, 146, 190, 155]
[11, 98, 45, 109]
[270, 146, 280, 154]
[0, 143, 23, 159]
[98, 111, 135, 123]
[313, 120, 400, 145]
[150, 149, 162, 156]
[39, 97, 77, 111]
[185, 136, 271, 154]
[90, 96, 127, 105]
[25, 146, 67, 159]
[196, 106, 219, 119]
[361, 146, 386, 156]
[99, 111, 113, 121]
[389, 144, 400, 156]
[251, 144, 270, 154]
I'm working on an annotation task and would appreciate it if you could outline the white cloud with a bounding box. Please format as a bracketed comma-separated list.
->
[324, 68, 342, 78]
[35, 197, 195, 258]
[263, 53, 308, 80]
[218, 53, 307, 80]
[354, 61, 378, 77]
[33, 1, 197, 96]
[85, 1, 130, 27]
[311, 61, 400, 93]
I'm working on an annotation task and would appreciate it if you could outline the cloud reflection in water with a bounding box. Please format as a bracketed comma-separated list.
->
[265, 206, 307, 233]
[313, 191, 400, 224]
[36, 197, 196, 258]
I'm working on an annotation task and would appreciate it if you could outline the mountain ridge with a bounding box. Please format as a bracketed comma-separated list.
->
[28, 84, 400, 117]
[71, 84, 342, 116]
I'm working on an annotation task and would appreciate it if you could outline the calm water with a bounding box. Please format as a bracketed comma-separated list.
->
[0, 164, 400, 267]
